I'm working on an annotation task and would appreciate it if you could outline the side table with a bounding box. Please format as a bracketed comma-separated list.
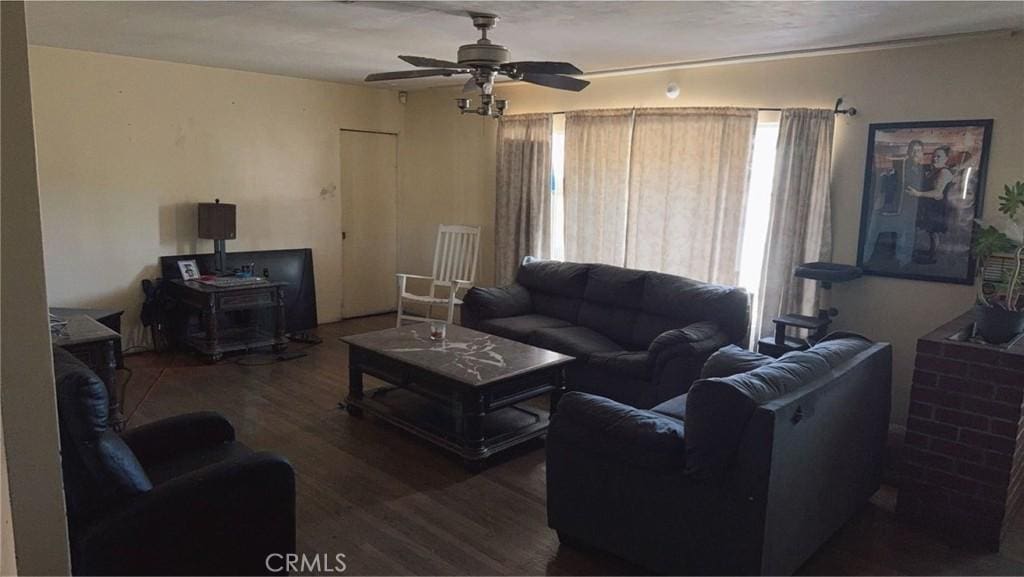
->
[50, 307, 125, 367]
[52, 315, 125, 431]
[165, 279, 288, 362]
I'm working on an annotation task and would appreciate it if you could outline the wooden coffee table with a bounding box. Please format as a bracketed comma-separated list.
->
[342, 323, 574, 469]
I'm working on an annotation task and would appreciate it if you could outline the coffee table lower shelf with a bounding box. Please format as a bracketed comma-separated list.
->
[346, 387, 550, 467]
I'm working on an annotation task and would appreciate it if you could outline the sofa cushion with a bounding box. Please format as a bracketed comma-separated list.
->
[517, 261, 590, 323]
[633, 271, 749, 346]
[651, 394, 687, 423]
[805, 331, 875, 365]
[582, 264, 647, 306]
[578, 302, 640, 347]
[531, 293, 585, 324]
[517, 260, 591, 298]
[684, 336, 874, 480]
[552, 392, 687, 472]
[588, 351, 651, 380]
[463, 284, 533, 319]
[475, 314, 572, 341]
[700, 345, 775, 379]
[530, 326, 622, 360]
[142, 440, 253, 486]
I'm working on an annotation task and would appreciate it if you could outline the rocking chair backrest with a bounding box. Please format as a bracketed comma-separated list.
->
[431, 225, 480, 286]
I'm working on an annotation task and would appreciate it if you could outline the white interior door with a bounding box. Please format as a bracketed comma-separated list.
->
[340, 130, 398, 318]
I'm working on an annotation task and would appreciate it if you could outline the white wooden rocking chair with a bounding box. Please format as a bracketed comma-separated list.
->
[396, 224, 480, 327]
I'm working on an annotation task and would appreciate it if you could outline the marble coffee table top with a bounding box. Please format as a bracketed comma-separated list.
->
[342, 323, 574, 386]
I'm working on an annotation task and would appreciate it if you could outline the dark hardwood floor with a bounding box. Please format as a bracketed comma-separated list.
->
[123, 314, 1024, 576]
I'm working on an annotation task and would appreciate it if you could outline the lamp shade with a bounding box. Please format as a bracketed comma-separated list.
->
[197, 202, 236, 240]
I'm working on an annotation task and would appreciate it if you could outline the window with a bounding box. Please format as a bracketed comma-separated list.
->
[550, 114, 566, 261]
[737, 120, 780, 330]
[548, 114, 779, 312]
[545, 111, 781, 345]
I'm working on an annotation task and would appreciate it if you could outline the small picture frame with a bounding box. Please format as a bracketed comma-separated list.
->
[177, 259, 200, 280]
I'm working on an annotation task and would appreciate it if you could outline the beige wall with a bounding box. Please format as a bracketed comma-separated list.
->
[397, 102, 497, 285]
[1, 17, 18, 577]
[2, 2, 72, 574]
[1, 423, 16, 577]
[401, 34, 1024, 425]
[28, 46, 404, 348]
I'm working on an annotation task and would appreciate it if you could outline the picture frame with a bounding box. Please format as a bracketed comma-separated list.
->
[177, 259, 201, 280]
[855, 119, 993, 285]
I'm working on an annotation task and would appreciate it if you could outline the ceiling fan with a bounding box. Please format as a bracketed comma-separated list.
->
[364, 12, 590, 117]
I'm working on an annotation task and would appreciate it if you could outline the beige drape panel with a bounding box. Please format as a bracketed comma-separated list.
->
[625, 108, 758, 285]
[495, 113, 553, 285]
[757, 108, 835, 338]
[563, 110, 635, 265]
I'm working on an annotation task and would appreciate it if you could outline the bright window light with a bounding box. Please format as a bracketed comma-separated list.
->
[548, 115, 780, 326]
[550, 114, 566, 261]
[738, 121, 780, 334]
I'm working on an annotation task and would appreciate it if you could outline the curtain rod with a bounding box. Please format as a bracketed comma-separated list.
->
[542, 98, 857, 116]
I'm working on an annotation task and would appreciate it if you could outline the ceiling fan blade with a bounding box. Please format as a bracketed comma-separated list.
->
[399, 55, 462, 69]
[507, 61, 583, 75]
[520, 73, 590, 92]
[462, 77, 476, 93]
[365, 69, 463, 82]
[339, 1, 475, 18]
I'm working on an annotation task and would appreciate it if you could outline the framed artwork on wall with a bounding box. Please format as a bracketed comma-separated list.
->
[856, 119, 993, 285]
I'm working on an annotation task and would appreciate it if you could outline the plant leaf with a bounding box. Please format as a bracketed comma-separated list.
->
[973, 224, 1018, 262]
[998, 180, 1024, 219]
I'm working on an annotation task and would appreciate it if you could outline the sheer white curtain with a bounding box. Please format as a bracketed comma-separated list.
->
[495, 114, 553, 285]
[757, 108, 835, 338]
[625, 108, 758, 285]
[563, 109, 634, 265]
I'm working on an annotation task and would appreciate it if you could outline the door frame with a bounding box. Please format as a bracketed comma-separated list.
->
[339, 127, 400, 319]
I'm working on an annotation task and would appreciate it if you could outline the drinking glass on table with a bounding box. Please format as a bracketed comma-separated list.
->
[429, 321, 446, 341]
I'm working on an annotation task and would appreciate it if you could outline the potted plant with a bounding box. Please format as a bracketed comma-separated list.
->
[973, 180, 1024, 343]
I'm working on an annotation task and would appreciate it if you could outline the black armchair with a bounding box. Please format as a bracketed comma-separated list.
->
[53, 347, 295, 575]
[546, 336, 893, 575]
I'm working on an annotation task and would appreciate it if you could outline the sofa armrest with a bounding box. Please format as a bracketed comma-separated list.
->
[549, 392, 686, 472]
[462, 284, 532, 323]
[649, 320, 729, 368]
[649, 321, 730, 359]
[121, 411, 235, 465]
[77, 451, 295, 575]
[644, 322, 732, 400]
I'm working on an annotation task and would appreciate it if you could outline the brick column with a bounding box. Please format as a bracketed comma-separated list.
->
[897, 312, 1024, 548]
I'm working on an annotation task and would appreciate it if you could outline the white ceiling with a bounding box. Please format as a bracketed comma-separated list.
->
[25, 1, 1024, 88]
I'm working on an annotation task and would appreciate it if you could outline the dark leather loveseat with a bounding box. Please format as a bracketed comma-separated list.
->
[53, 347, 296, 575]
[462, 260, 749, 408]
[546, 334, 892, 575]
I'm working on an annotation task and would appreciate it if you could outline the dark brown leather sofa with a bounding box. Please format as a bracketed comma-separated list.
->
[462, 260, 750, 408]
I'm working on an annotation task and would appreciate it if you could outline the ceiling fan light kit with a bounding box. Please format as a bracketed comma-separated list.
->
[365, 12, 589, 118]
[456, 94, 508, 118]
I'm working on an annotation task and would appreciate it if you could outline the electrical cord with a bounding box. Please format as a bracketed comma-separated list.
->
[117, 366, 134, 392]
[122, 337, 322, 422]
[232, 340, 322, 366]
[124, 366, 166, 425]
